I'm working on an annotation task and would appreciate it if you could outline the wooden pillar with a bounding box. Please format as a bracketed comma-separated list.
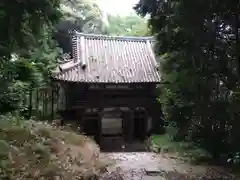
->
[36, 89, 39, 118]
[65, 90, 68, 110]
[76, 108, 84, 130]
[128, 108, 134, 142]
[122, 111, 127, 141]
[97, 90, 104, 146]
[62, 83, 69, 111]
[29, 90, 32, 117]
[43, 91, 47, 118]
[51, 88, 54, 120]
[97, 108, 103, 146]
[146, 101, 154, 133]
[143, 109, 148, 140]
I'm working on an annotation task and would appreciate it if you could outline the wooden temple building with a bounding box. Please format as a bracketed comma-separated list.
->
[52, 31, 162, 145]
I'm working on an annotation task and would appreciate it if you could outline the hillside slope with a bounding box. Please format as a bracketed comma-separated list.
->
[0, 118, 109, 180]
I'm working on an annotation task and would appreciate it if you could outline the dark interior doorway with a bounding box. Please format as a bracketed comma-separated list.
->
[133, 110, 147, 141]
[83, 113, 101, 144]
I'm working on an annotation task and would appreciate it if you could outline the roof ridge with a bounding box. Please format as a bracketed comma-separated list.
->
[71, 30, 154, 42]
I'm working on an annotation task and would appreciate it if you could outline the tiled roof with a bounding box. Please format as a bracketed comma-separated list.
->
[52, 31, 160, 83]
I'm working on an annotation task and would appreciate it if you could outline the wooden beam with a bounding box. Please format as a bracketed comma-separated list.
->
[73, 97, 156, 106]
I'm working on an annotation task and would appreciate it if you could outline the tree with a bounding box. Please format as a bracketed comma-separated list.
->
[54, 0, 106, 54]
[105, 13, 150, 36]
[135, 0, 240, 161]
[0, 0, 62, 114]
[0, 0, 62, 58]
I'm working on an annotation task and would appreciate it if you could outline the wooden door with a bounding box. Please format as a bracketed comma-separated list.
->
[133, 110, 147, 140]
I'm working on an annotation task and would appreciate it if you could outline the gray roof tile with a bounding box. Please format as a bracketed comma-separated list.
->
[53, 31, 160, 83]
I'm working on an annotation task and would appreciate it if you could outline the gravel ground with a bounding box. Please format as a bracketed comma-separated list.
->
[99, 152, 238, 180]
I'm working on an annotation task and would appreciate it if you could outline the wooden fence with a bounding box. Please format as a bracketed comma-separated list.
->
[27, 85, 66, 120]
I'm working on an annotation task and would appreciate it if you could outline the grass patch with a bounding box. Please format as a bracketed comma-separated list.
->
[0, 115, 111, 180]
[150, 134, 211, 163]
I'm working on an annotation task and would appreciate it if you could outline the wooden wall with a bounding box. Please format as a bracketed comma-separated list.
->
[63, 82, 159, 109]
[57, 82, 162, 142]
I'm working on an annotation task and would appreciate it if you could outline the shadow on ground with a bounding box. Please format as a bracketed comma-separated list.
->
[99, 136, 148, 152]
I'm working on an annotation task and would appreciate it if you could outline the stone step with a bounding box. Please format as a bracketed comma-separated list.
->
[142, 176, 166, 180]
[144, 167, 164, 176]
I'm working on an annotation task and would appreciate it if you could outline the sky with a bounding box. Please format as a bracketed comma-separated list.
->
[96, 0, 139, 15]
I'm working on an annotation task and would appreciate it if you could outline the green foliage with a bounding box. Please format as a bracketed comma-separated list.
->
[0, 0, 62, 114]
[105, 13, 150, 36]
[55, 0, 150, 54]
[0, 0, 62, 57]
[135, 0, 240, 164]
[54, 0, 107, 54]
[59, 0, 105, 34]
[0, 113, 25, 128]
[151, 134, 210, 162]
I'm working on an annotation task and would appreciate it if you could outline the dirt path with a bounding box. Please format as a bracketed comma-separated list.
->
[97, 137, 237, 180]
[99, 152, 237, 180]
